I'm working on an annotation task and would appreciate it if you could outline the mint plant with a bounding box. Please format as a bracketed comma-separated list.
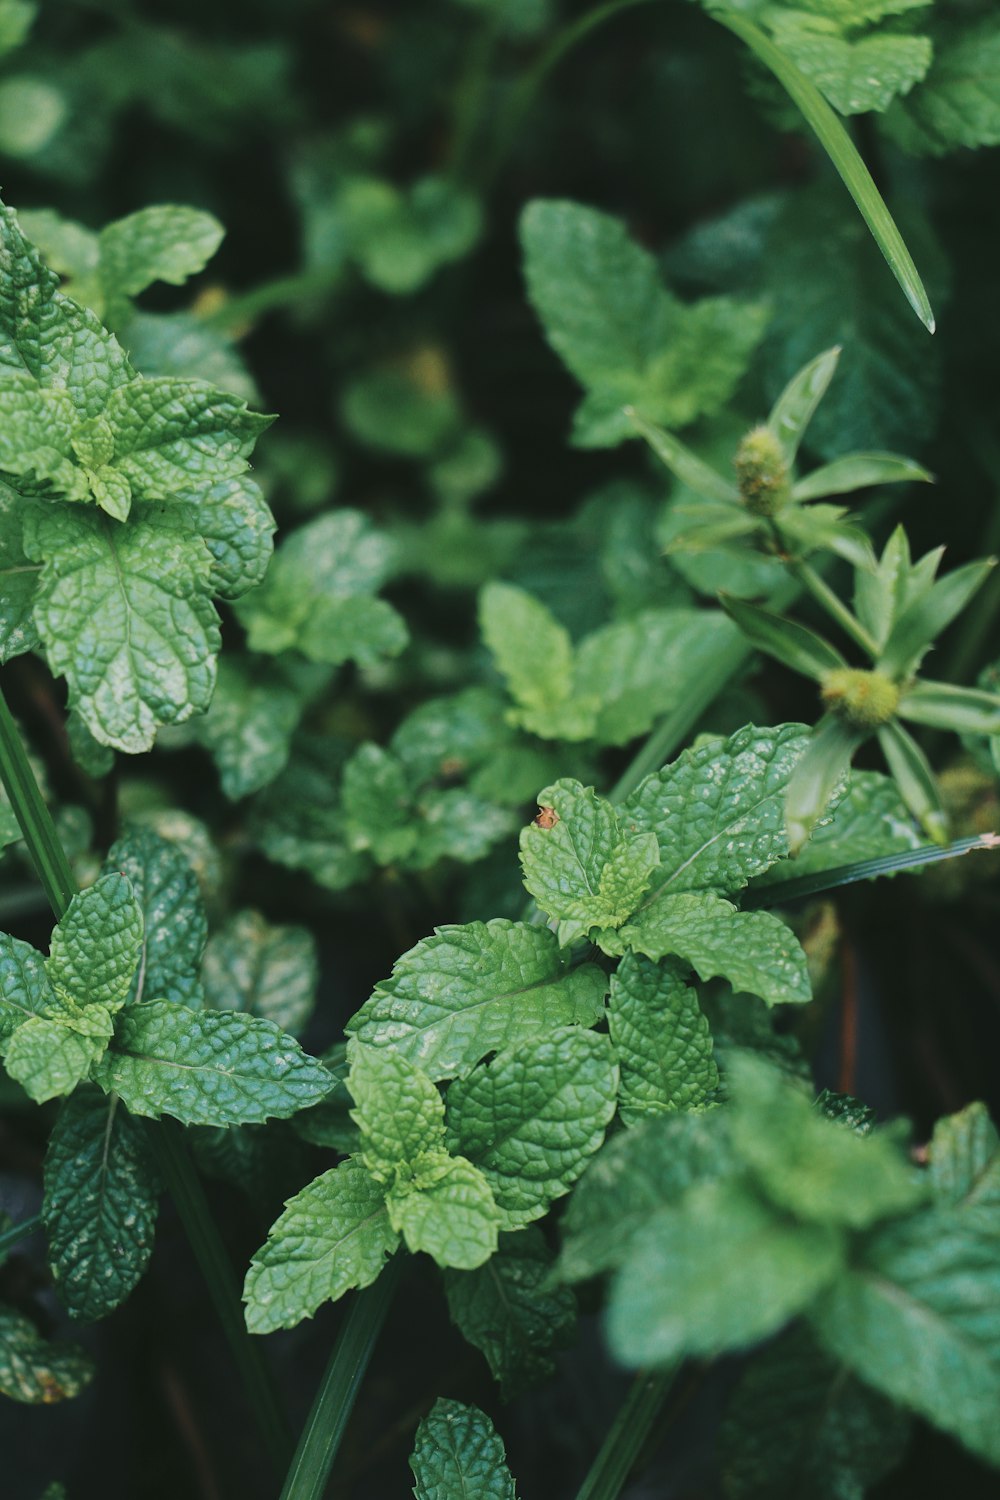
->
[2, 4, 1000, 1499]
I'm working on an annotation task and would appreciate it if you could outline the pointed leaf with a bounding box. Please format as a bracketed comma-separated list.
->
[880, 558, 994, 676]
[792, 449, 931, 501]
[767, 346, 841, 461]
[349, 1044, 446, 1184]
[202, 910, 317, 1036]
[104, 827, 206, 1007]
[877, 720, 947, 842]
[0, 1310, 94, 1404]
[608, 953, 719, 1125]
[897, 679, 1000, 736]
[626, 407, 738, 503]
[388, 1153, 500, 1270]
[721, 594, 847, 680]
[47, 872, 143, 1015]
[410, 1399, 519, 1500]
[929, 1103, 1000, 1215]
[785, 715, 864, 854]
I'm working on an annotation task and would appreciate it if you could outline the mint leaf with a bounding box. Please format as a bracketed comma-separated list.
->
[346, 920, 607, 1081]
[43, 1086, 159, 1321]
[341, 743, 419, 864]
[4, 1019, 108, 1104]
[619, 723, 811, 897]
[98, 204, 224, 315]
[767, 11, 931, 116]
[445, 1027, 618, 1229]
[104, 827, 206, 1007]
[479, 581, 591, 740]
[0, 1309, 94, 1404]
[444, 1227, 577, 1398]
[811, 1210, 1000, 1466]
[25, 503, 219, 753]
[607, 1178, 844, 1366]
[349, 1044, 447, 1185]
[608, 953, 719, 1125]
[177, 476, 275, 600]
[752, 770, 920, 887]
[388, 1153, 500, 1270]
[187, 653, 322, 800]
[520, 199, 767, 448]
[236, 510, 407, 666]
[519, 779, 659, 943]
[243, 1157, 398, 1333]
[928, 1102, 1000, 1215]
[0, 933, 54, 1046]
[887, 18, 1000, 154]
[249, 735, 370, 893]
[611, 891, 812, 1008]
[93, 1002, 333, 1126]
[0, 488, 41, 661]
[720, 1325, 911, 1500]
[410, 1399, 519, 1500]
[202, 910, 317, 1037]
[47, 872, 143, 1017]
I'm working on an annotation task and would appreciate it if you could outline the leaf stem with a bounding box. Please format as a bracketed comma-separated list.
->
[574, 1365, 677, 1500]
[784, 557, 879, 659]
[152, 1121, 292, 1475]
[0, 1211, 41, 1259]
[279, 1256, 403, 1500]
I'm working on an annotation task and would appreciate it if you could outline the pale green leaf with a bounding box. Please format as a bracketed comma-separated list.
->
[243, 1157, 398, 1334]
[519, 778, 659, 941]
[349, 1044, 446, 1184]
[341, 743, 418, 864]
[479, 581, 578, 731]
[608, 1178, 844, 1366]
[410, 1398, 519, 1500]
[346, 920, 607, 1081]
[608, 953, 719, 1125]
[811, 1211, 1000, 1465]
[47, 872, 143, 1016]
[767, 12, 931, 116]
[4, 1016, 108, 1104]
[202, 910, 317, 1037]
[445, 1027, 619, 1229]
[188, 652, 321, 800]
[612, 890, 812, 1008]
[0, 1309, 94, 1404]
[752, 770, 920, 887]
[98, 204, 224, 310]
[0, 932, 54, 1047]
[93, 1001, 333, 1127]
[388, 1153, 500, 1269]
[0, 487, 41, 661]
[104, 827, 206, 1007]
[887, 18, 1000, 154]
[43, 1086, 159, 1321]
[928, 1102, 1000, 1215]
[176, 476, 275, 600]
[444, 1227, 577, 1398]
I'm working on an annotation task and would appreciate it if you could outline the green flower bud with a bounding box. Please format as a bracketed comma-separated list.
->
[734, 425, 790, 516]
[821, 668, 900, 729]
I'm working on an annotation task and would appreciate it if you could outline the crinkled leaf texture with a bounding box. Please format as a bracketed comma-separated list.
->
[43, 1086, 160, 1322]
[387, 1154, 500, 1270]
[410, 1399, 519, 1500]
[349, 1044, 447, 1186]
[0, 1310, 94, 1404]
[93, 1001, 333, 1127]
[202, 909, 317, 1036]
[444, 1227, 577, 1398]
[104, 826, 207, 1008]
[445, 1027, 619, 1229]
[608, 953, 719, 1124]
[244, 1157, 398, 1334]
[345, 919, 608, 1081]
[929, 1101, 1000, 1216]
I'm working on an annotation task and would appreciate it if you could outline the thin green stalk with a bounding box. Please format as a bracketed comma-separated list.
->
[787, 557, 879, 659]
[742, 832, 1000, 910]
[0, 684, 76, 918]
[575, 1365, 677, 1500]
[0, 1211, 41, 1259]
[0, 681, 291, 1474]
[279, 1257, 403, 1500]
[202, 266, 343, 331]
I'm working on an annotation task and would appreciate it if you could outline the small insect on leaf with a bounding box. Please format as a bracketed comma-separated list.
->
[534, 806, 559, 829]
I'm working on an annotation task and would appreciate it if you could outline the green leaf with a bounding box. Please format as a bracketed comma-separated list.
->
[898, 679, 1000, 736]
[443, 1227, 577, 1398]
[612, 891, 812, 1009]
[345, 920, 607, 1082]
[249, 735, 370, 893]
[626, 407, 739, 503]
[349, 1044, 447, 1185]
[619, 723, 813, 896]
[753, 769, 920, 885]
[928, 1102, 1000, 1215]
[187, 652, 323, 800]
[767, 345, 841, 462]
[720, 1325, 911, 1500]
[410, 1398, 519, 1500]
[712, 12, 934, 331]
[729, 1053, 924, 1228]
[388, 1153, 500, 1270]
[557, 1110, 737, 1284]
[608, 953, 719, 1125]
[811, 1210, 1000, 1466]
[791, 449, 931, 500]
[479, 581, 583, 737]
[341, 743, 419, 864]
[784, 715, 864, 855]
[0, 1309, 94, 1403]
[0, 488, 41, 662]
[201, 910, 317, 1037]
[766, 11, 931, 116]
[607, 1177, 844, 1366]
[47, 872, 143, 1016]
[104, 827, 207, 1007]
[93, 1001, 333, 1127]
[0, 932, 55, 1047]
[520, 199, 767, 447]
[887, 17, 1000, 155]
[177, 476, 275, 600]
[877, 720, 947, 843]
[880, 558, 994, 676]
[4, 1018, 108, 1104]
[235, 510, 407, 666]
[445, 1027, 619, 1229]
[721, 595, 847, 680]
[243, 1157, 398, 1334]
[43, 1085, 159, 1321]
[24, 503, 219, 754]
[519, 779, 659, 941]
[98, 204, 224, 312]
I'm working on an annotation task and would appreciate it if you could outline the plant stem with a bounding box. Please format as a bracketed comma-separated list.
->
[741, 832, 1000, 909]
[0, 685, 76, 919]
[574, 1365, 677, 1500]
[0, 680, 291, 1474]
[279, 1256, 403, 1500]
[0, 1211, 41, 1259]
[152, 1121, 292, 1475]
[786, 557, 879, 658]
